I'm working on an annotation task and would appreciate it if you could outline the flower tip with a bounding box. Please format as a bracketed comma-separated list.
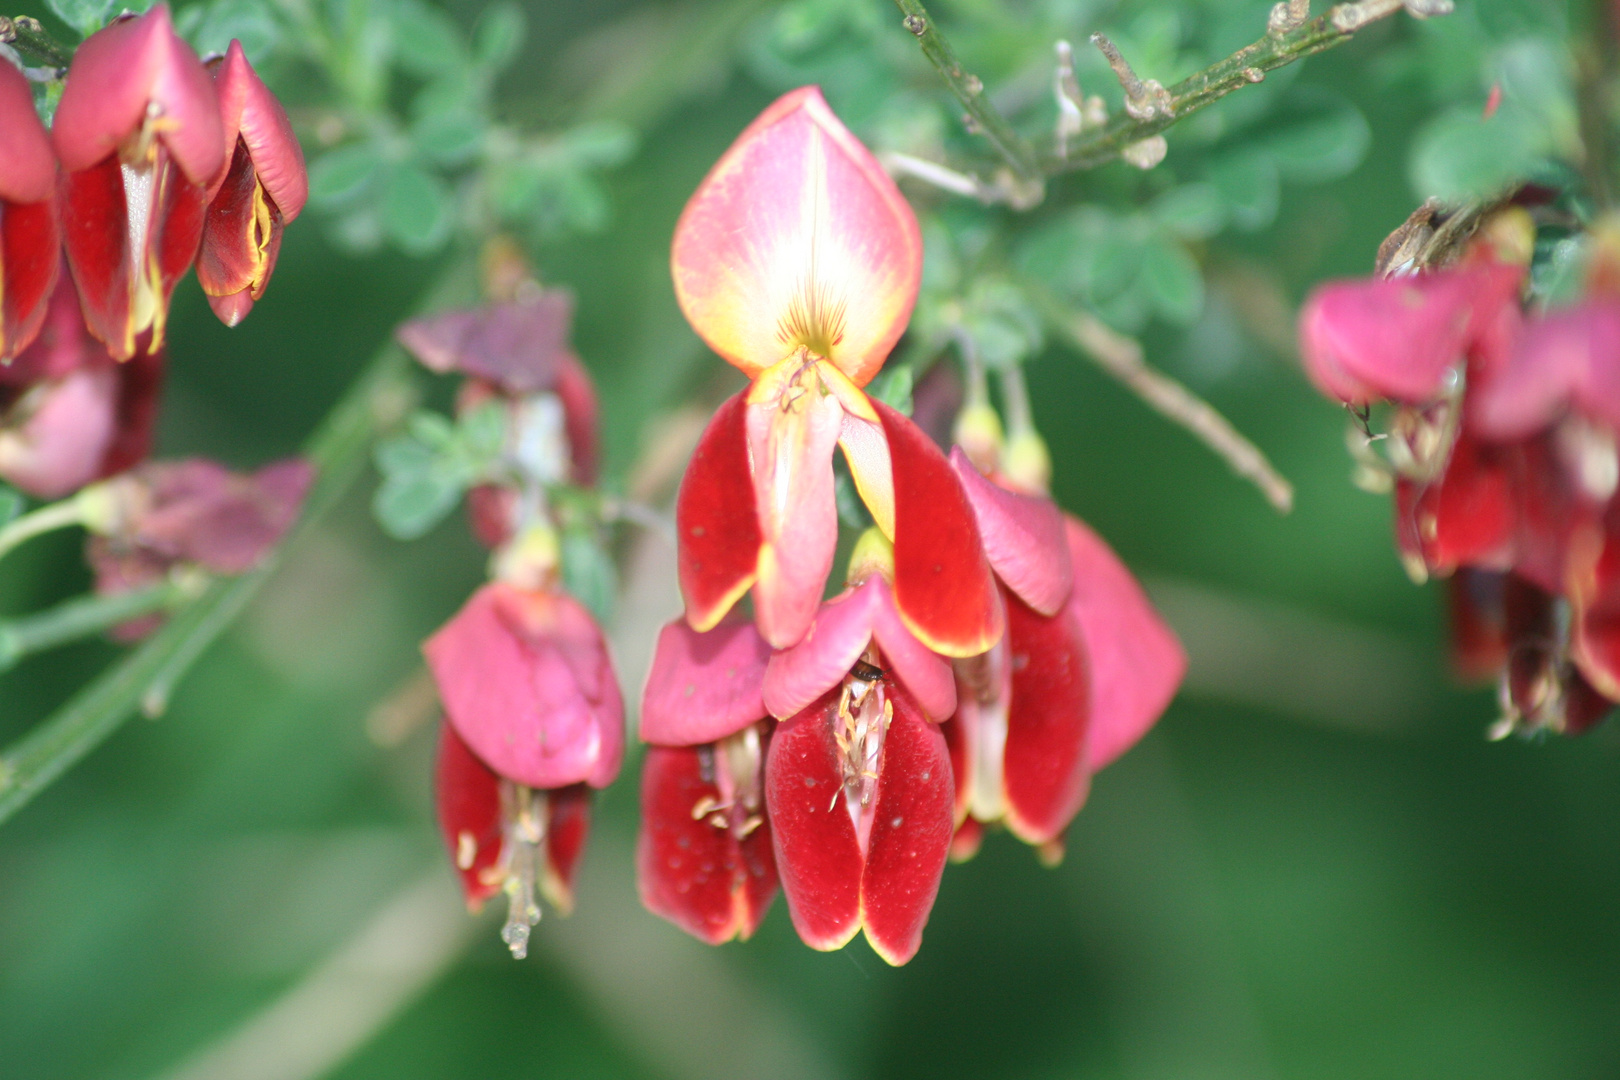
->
[207, 290, 255, 327]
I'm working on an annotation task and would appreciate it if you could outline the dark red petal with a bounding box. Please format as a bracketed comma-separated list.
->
[148, 156, 210, 351]
[948, 816, 983, 863]
[1, 198, 62, 361]
[556, 352, 600, 486]
[435, 723, 506, 910]
[860, 685, 955, 966]
[209, 40, 306, 218]
[197, 139, 283, 317]
[1002, 590, 1091, 846]
[543, 784, 592, 915]
[874, 400, 1002, 657]
[765, 692, 863, 951]
[637, 744, 778, 944]
[1446, 568, 1507, 683]
[60, 157, 135, 360]
[677, 391, 761, 631]
[99, 343, 165, 477]
[1562, 671, 1614, 736]
[1395, 426, 1514, 576]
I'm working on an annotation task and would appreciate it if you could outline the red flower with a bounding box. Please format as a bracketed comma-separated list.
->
[637, 615, 778, 944]
[0, 278, 164, 497]
[0, 60, 61, 362]
[52, 4, 225, 360]
[671, 87, 999, 654]
[195, 41, 307, 327]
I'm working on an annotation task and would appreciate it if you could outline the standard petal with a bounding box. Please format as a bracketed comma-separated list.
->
[210, 40, 307, 217]
[1001, 591, 1091, 845]
[671, 86, 921, 387]
[53, 5, 225, 185]
[641, 615, 771, 745]
[860, 686, 954, 966]
[676, 391, 761, 632]
[763, 583, 877, 720]
[1298, 263, 1523, 405]
[1471, 301, 1620, 439]
[424, 584, 606, 790]
[542, 784, 592, 916]
[876, 400, 1003, 657]
[765, 692, 863, 951]
[637, 745, 777, 944]
[950, 447, 1073, 615]
[748, 382, 842, 648]
[0, 62, 55, 204]
[1065, 516, 1185, 770]
[435, 723, 506, 911]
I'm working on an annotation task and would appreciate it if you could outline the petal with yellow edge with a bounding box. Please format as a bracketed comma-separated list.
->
[671, 87, 921, 388]
[676, 391, 761, 632]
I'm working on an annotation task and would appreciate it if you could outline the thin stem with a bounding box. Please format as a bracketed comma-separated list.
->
[889, 0, 1042, 186]
[0, 578, 197, 674]
[0, 498, 85, 564]
[1031, 287, 1294, 514]
[0, 15, 72, 69]
[998, 364, 1036, 436]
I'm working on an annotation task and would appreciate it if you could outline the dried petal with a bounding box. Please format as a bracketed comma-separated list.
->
[396, 294, 577, 394]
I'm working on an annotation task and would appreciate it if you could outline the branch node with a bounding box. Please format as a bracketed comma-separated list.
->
[903, 13, 926, 35]
[1122, 135, 1168, 169]
[1242, 66, 1266, 83]
[1090, 32, 1173, 120]
[1268, 0, 1312, 36]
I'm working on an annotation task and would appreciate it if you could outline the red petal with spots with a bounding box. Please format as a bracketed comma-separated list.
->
[58, 157, 133, 358]
[543, 784, 592, 915]
[765, 691, 863, 951]
[874, 400, 1002, 657]
[435, 723, 505, 910]
[1394, 426, 1514, 577]
[860, 685, 954, 965]
[1001, 590, 1091, 846]
[677, 391, 762, 631]
[637, 744, 778, 944]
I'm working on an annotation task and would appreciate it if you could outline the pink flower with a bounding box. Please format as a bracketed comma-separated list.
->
[195, 41, 307, 327]
[637, 616, 779, 944]
[52, 5, 225, 360]
[671, 87, 1000, 655]
[0, 60, 61, 362]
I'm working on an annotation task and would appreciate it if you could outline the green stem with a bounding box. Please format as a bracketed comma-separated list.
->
[0, 337, 423, 825]
[0, 15, 72, 69]
[0, 498, 85, 564]
[0, 579, 197, 674]
[890, 0, 1042, 186]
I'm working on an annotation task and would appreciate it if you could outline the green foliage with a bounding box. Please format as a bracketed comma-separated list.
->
[46, 0, 154, 37]
[0, 486, 22, 528]
[371, 404, 507, 540]
[560, 526, 616, 623]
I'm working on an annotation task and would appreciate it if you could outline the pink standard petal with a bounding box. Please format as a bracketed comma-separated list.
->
[747, 389, 842, 649]
[1064, 516, 1185, 770]
[640, 615, 771, 745]
[949, 447, 1073, 615]
[0, 62, 56, 204]
[425, 584, 618, 790]
[1471, 301, 1620, 439]
[53, 5, 224, 185]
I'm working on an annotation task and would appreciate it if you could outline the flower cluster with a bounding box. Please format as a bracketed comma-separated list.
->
[636, 88, 1185, 964]
[399, 274, 622, 959]
[1301, 203, 1620, 736]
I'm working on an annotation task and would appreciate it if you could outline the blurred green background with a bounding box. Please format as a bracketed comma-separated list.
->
[4, 1, 1619, 1078]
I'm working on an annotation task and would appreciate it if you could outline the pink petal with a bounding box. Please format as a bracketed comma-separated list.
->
[209, 40, 306, 218]
[0, 367, 119, 498]
[640, 615, 770, 746]
[1064, 516, 1185, 770]
[1298, 263, 1523, 405]
[637, 743, 778, 944]
[0, 61, 56, 204]
[866, 577, 956, 721]
[859, 685, 954, 966]
[53, 5, 225, 185]
[1471, 301, 1620, 439]
[949, 447, 1073, 615]
[424, 584, 623, 790]
[543, 784, 593, 915]
[671, 86, 921, 387]
[435, 722, 506, 911]
[676, 392, 761, 632]
[1001, 591, 1091, 845]
[765, 691, 864, 952]
[747, 387, 842, 648]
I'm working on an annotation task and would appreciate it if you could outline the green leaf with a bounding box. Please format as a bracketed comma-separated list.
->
[410, 109, 485, 167]
[308, 143, 388, 209]
[406, 410, 459, 451]
[1149, 183, 1226, 242]
[561, 122, 637, 169]
[866, 364, 913, 415]
[473, 0, 525, 70]
[1205, 153, 1280, 232]
[1408, 107, 1543, 201]
[389, 0, 469, 77]
[1251, 89, 1370, 183]
[1014, 208, 1141, 305]
[372, 468, 466, 540]
[47, 0, 124, 36]
[560, 529, 616, 624]
[184, 0, 281, 62]
[834, 471, 872, 531]
[1141, 239, 1205, 326]
[0, 485, 23, 527]
[382, 164, 455, 255]
[457, 401, 508, 466]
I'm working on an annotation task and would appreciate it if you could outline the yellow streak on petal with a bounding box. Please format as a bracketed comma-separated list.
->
[686, 571, 758, 634]
[837, 413, 894, 541]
